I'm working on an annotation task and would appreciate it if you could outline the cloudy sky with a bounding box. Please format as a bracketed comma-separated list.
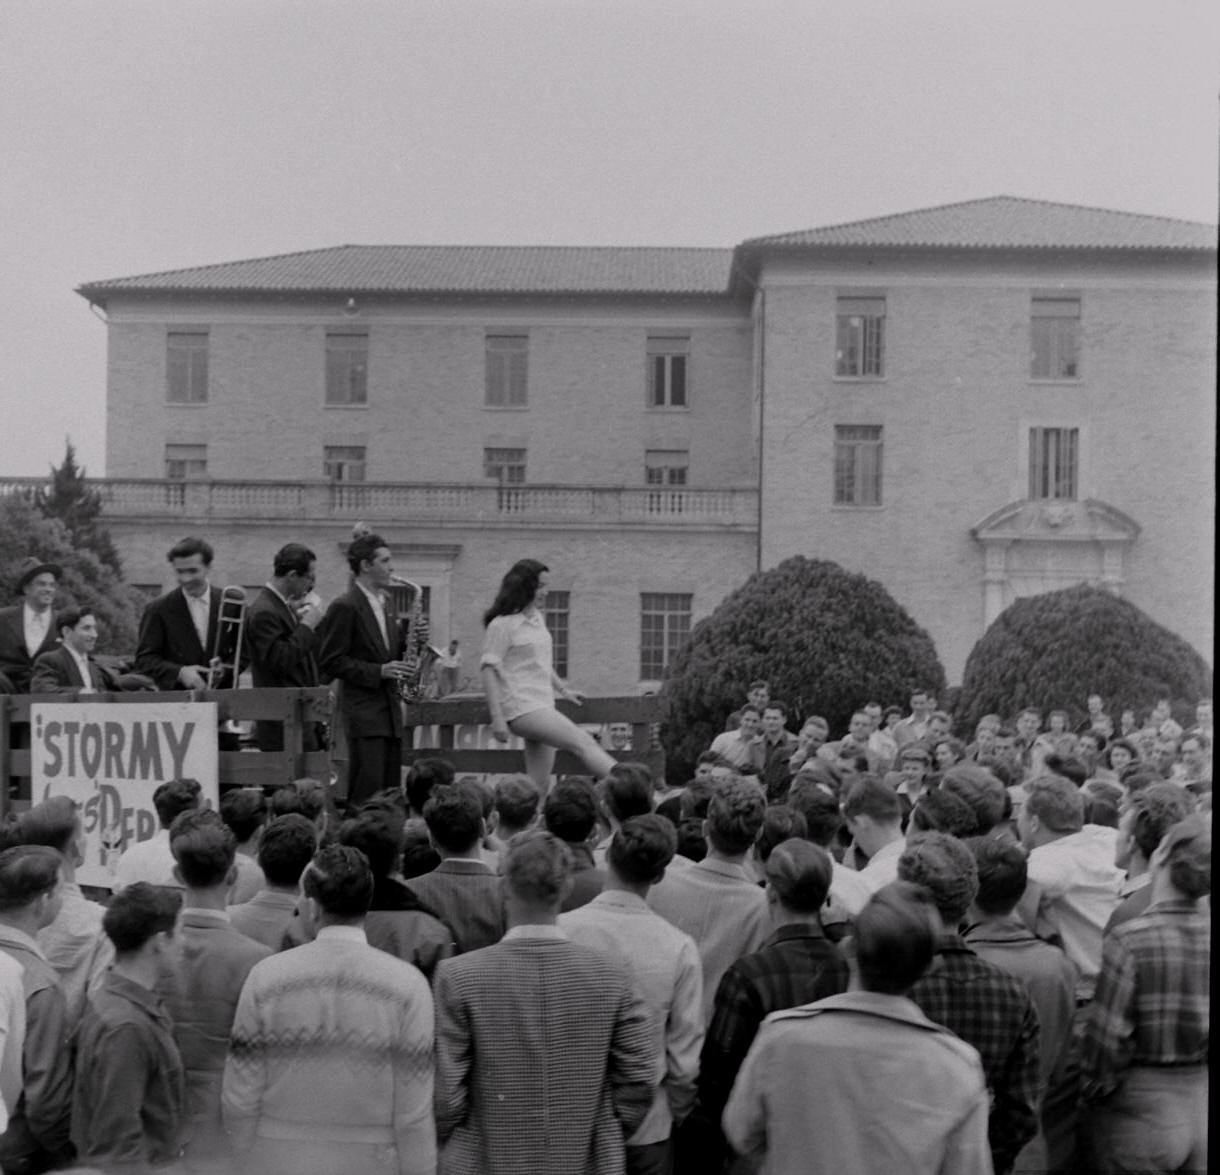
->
[2, 0, 1216, 478]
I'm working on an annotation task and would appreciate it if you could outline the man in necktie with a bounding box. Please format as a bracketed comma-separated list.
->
[0, 557, 62, 694]
[30, 606, 123, 694]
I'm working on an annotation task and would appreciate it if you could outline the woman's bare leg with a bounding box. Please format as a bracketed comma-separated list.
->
[520, 739, 557, 794]
[510, 707, 617, 791]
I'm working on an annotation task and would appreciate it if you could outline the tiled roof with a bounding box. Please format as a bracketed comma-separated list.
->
[78, 245, 737, 298]
[741, 196, 1217, 251]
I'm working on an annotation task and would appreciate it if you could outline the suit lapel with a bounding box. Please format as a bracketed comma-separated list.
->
[352, 588, 390, 659]
[170, 589, 208, 662]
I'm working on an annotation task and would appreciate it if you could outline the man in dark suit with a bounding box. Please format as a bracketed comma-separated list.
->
[135, 536, 235, 690]
[0, 556, 62, 693]
[246, 543, 326, 751]
[31, 605, 119, 693]
[316, 532, 415, 807]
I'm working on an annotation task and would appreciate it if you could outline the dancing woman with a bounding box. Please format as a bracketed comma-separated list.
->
[481, 559, 615, 792]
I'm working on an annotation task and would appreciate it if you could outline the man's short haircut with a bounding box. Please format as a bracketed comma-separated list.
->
[679, 779, 716, 821]
[543, 779, 599, 844]
[1120, 764, 1162, 797]
[270, 778, 328, 822]
[705, 779, 766, 854]
[423, 783, 484, 853]
[899, 744, 931, 765]
[695, 750, 721, 767]
[755, 805, 808, 863]
[493, 775, 541, 831]
[272, 543, 316, 577]
[167, 536, 214, 565]
[303, 844, 374, 919]
[1023, 775, 1085, 834]
[1048, 709, 1070, 726]
[804, 715, 829, 733]
[0, 845, 61, 910]
[786, 783, 841, 848]
[601, 764, 654, 823]
[909, 788, 977, 839]
[738, 705, 761, 721]
[55, 605, 93, 635]
[346, 532, 388, 576]
[675, 818, 707, 862]
[504, 829, 572, 906]
[841, 775, 901, 825]
[883, 705, 904, 722]
[940, 764, 1007, 834]
[855, 881, 941, 994]
[762, 702, 787, 718]
[219, 788, 267, 844]
[256, 814, 318, 886]
[1158, 815, 1211, 901]
[14, 796, 78, 855]
[607, 815, 676, 885]
[791, 758, 843, 798]
[1018, 707, 1041, 722]
[1081, 780, 1123, 828]
[968, 835, 1028, 916]
[405, 757, 456, 815]
[748, 680, 769, 692]
[978, 755, 1016, 788]
[765, 838, 832, 913]
[103, 882, 182, 954]
[153, 778, 202, 829]
[1129, 783, 1195, 861]
[898, 831, 980, 926]
[338, 811, 404, 880]
[401, 821, 441, 879]
[994, 726, 1017, 741]
[1043, 753, 1089, 787]
[169, 809, 236, 888]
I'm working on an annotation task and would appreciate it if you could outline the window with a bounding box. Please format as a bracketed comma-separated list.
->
[647, 336, 689, 408]
[1028, 427, 1079, 500]
[645, 449, 689, 513]
[640, 593, 692, 679]
[485, 335, 528, 407]
[835, 297, 885, 377]
[324, 445, 366, 482]
[1031, 297, 1080, 379]
[386, 583, 430, 626]
[484, 447, 527, 512]
[326, 332, 368, 404]
[833, 425, 883, 506]
[165, 443, 207, 480]
[166, 332, 208, 403]
[544, 591, 570, 678]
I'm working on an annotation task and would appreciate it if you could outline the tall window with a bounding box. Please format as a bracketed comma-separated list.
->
[1028, 427, 1079, 500]
[835, 297, 885, 377]
[640, 593, 692, 680]
[324, 445, 367, 481]
[647, 336, 689, 408]
[1031, 297, 1080, 379]
[326, 332, 369, 404]
[645, 449, 689, 513]
[484, 446, 527, 512]
[544, 591, 570, 678]
[485, 335, 529, 407]
[166, 332, 209, 403]
[833, 425, 883, 506]
[165, 443, 207, 479]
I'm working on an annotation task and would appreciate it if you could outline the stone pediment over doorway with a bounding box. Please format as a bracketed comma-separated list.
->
[970, 499, 1141, 628]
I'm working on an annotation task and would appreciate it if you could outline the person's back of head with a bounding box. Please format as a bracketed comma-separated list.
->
[607, 814, 676, 887]
[494, 775, 541, 835]
[706, 779, 766, 856]
[256, 815, 318, 889]
[543, 779, 599, 845]
[940, 763, 1007, 835]
[169, 808, 236, 889]
[967, 835, 1028, 917]
[765, 838, 832, 914]
[103, 882, 182, 957]
[855, 881, 941, 994]
[12, 795, 78, 856]
[302, 844, 374, 922]
[1119, 763, 1162, 798]
[270, 778, 328, 825]
[1044, 753, 1089, 787]
[841, 775, 901, 826]
[679, 779, 716, 822]
[675, 819, 707, 862]
[504, 829, 572, 909]
[406, 758, 456, 816]
[422, 783, 484, 855]
[755, 805, 808, 863]
[897, 831, 980, 928]
[1129, 783, 1195, 863]
[219, 788, 267, 845]
[787, 782, 842, 848]
[791, 757, 844, 799]
[1080, 780, 1123, 828]
[338, 811, 404, 880]
[401, 821, 441, 878]
[0, 844, 61, 915]
[1023, 774, 1085, 838]
[909, 788, 978, 838]
[601, 763, 654, 824]
[153, 777, 202, 830]
[1154, 815, 1210, 901]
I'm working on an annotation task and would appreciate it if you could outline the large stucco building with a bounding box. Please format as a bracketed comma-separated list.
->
[75, 197, 1216, 692]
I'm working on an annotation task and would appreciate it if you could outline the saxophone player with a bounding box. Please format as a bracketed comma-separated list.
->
[316, 532, 416, 807]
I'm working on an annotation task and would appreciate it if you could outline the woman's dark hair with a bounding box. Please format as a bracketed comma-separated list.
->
[483, 559, 549, 626]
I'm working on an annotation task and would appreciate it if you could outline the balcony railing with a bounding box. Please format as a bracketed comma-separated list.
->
[0, 477, 757, 528]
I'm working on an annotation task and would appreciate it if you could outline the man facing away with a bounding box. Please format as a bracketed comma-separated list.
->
[223, 844, 436, 1175]
[559, 815, 704, 1175]
[72, 883, 186, 1174]
[227, 814, 318, 951]
[112, 777, 202, 893]
[434, 830, 654, 1175]
[723, 881, 993, 1175]
[841, 775, 906, 891]
[1106, 782, 1194, 933]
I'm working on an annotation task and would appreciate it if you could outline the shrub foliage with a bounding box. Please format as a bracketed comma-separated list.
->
[660, 556, 946, 780]
[956, 584, 1213, 731]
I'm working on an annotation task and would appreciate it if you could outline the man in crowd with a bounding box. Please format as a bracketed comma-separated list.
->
[892, 689, 935, 748]
[755, 704, 799, 802]
[543, 780, 605, 911]
[30, 606, 119, 694]
[709, 707, 762, 771]
[434, 830, 654, 1175]
[900, 832, 1041, 1175]
[218, 789, 267, 906]
[163, 810, 272, 1172]
[0, 557, 61, 695]
[227, 814, 318, 951]
[648, 778, 769, 1024]
[818, 710, 878, 774]
[246, 542, 326, 751]
[224, 844, 436, 1175]
[560, 816, 703, 1175]
[317, 532, 417, 806]
[486, 775, 541, 854]
[112, 777, 203, 893]
[1173, 732, 1210, 795]
[841, 775, 906, 890]
[72, 883, 185, 1173]
[786, 783, 873, 916]
[723, 882, 992, 1175]
[1107, 782, 1194, 932]
[785, 715, 830, 778]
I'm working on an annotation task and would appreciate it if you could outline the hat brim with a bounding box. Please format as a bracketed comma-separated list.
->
[15, 562, 62, 593]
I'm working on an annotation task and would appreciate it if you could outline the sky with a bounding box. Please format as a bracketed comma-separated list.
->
[2, 0, 1217, 478]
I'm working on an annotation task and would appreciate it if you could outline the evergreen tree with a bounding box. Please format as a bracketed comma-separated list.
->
[35, 440, 124, 574]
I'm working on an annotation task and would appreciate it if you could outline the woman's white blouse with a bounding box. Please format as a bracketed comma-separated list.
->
[481, 610, 554, 721]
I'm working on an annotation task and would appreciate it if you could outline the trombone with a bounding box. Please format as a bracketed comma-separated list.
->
[206, 585, 247, 689]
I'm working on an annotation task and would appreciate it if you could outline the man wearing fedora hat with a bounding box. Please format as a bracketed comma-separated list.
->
[0, 557, 62, 694]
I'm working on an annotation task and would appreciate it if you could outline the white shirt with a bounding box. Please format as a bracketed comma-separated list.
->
[22, 604, 49, 658]
[112, 828, 180, 892]
[481, 610, 554, 722]
[356, 581, 390, 648]
[857, 836, 906, 894]
[185, 586, 211, 650]
[66, 645, 94, 692]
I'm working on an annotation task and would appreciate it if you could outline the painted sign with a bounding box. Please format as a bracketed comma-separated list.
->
[31, 701, 219, 889]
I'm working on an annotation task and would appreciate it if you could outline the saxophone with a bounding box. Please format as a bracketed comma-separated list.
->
[390, 576, 441, 702]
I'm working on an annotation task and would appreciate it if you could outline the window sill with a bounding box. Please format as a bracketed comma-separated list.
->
[323, 403, 369, 410]
[831, 376, 886, 384]
[483, 404, 530, 411]
[830, 504, 886, 511]
[645, 405, 690, 413]
[165, 400, 208, 407]
[1028, 379, 1082, 386]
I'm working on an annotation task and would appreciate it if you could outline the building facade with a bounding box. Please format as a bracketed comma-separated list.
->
[74, 197, 1216, 692]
